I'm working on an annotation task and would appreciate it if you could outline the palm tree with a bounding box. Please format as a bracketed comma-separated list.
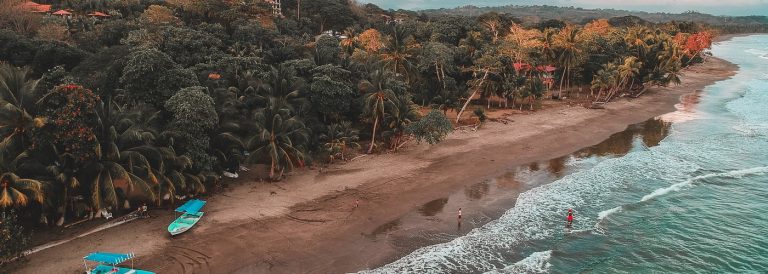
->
[340, 27, 359, 58]
[360, 70, 397, 154]
[592, 62, 620, 103]
[655, 42, 684, 87]
[0, 171, 44, 209]
[255, 64, 307, 113]
[540, 29, 558, 65]
[556, 26, 582, 98]
[0, 63, 39, 166]
[381, 27, 419, 83]
[618, 56, 642, 91]
[383, 96, 420, 151]
[524, 77, 545, 110]
[246, 98, 309, 180]
[320, 122, 360, 162]
[39, 152, 80, 225]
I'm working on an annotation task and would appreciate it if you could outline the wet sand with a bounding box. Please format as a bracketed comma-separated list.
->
[7, 57, 737, 274]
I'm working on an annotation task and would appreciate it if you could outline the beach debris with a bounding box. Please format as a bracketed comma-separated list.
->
[223, 171, 239, 178]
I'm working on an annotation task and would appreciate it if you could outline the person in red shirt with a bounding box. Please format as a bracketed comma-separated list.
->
[566, 209, 574, 228]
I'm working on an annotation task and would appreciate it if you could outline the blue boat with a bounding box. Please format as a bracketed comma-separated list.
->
[83, 252, 154, 274]
[168, 199, 206, 236]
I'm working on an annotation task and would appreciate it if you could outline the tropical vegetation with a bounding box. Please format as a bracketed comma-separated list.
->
[0, 0, 717, 232]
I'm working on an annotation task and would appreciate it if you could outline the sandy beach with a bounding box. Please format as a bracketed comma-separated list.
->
[6, 56, 737, 274]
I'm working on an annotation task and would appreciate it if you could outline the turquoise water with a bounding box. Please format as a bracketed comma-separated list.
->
[363, 35, 768, 273]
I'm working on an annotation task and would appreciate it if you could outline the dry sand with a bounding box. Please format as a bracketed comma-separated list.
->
[7, 56, 737, 274]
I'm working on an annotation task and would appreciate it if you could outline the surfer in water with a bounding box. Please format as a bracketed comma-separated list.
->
[566, 209, 574, 228]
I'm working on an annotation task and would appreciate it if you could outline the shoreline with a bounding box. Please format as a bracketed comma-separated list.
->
[8, 56, 737, 274]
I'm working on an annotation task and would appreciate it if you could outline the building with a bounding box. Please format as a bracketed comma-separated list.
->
[18, 1, 52, 13]
[265, 0, 281, 16]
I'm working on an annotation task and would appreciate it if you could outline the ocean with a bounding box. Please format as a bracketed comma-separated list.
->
[362, 35, 768, 273]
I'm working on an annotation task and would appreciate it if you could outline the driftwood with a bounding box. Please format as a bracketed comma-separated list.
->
[589, 102, 606, 109]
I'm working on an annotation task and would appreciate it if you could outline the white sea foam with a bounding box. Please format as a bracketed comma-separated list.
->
[597, 206, 622, 221]
[360, 146, 701, 273]
[745, 48, 768, 56]
[641, 166, 768, 202]
[484, 250, 553, 274]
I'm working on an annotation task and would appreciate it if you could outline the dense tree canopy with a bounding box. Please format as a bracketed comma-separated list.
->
[120, 48, 199, 108]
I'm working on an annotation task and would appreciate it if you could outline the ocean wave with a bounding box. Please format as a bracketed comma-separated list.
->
[483, 250, 553, 274]
[360, 147, 700, 273]
[640, 166, 768, 202]
[597, 206, 622, 221]
[745, 48, 768, 56]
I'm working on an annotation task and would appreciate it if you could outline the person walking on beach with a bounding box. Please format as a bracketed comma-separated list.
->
[566, 209, 574, 228]
[458, 208, 462, 221]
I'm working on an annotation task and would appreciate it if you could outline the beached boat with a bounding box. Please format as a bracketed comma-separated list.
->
[83, 252, 154, 274]
[168, 199, 206, 236]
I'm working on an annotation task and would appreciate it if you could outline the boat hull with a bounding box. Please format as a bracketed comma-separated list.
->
[90, 264, 155, 274]
[168, 211, 204, 236]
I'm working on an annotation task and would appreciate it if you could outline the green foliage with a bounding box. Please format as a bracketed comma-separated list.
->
[0, 30, 37, 68]
[319, 121, 360, 162]
[407, 110, 453, 145]
[165, 86, 219, 171]
[0, 210, 31, 265]
[300, 0, 356, 33]
[156, 26, 225, 67]
[314, 35, 341, 65]
[473, 108, 487, 123]
[120, 48, 199, 108]
[246, 98, 309, 180]
[31, 42, 87, 76]
[0, 172, 44, 208]
[71, 46, 131, 96]
[34, 85, 101, 164]
[308, 65, 354, 120]
[0, 0, 726, 226]
[383, 95, 420, 149]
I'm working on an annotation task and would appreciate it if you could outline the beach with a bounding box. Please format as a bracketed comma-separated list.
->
[8, 56, 737, 274]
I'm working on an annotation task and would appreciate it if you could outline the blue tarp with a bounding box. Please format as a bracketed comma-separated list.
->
[175, 199, 206, 214]
[84, 252, 134, 264]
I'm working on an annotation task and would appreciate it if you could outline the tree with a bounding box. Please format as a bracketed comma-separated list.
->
[358, 28, 385, 53]
[381, 26, 419, 82]
[419, 42, 453, 91]
[308, 65, 355, 121]
[246, 98, 309, 180]
[383, 95, 420, 150]
[0, 30, 38, 67]
[0, 172, 43, 208]
[360, 69, 398, 153]
[139, 5, 182, 26]
[165, 86, 219, 171]
[0, 0, 42, 35]
[300, 0, 355, 33]
[31, 42, 87, 76]
[314, 35, 340, 65]
[156, 26, 225, 67]
[555, 26, 582, 97]
[0, 210, 31, 265]
[319, 122, 359, 162]
[406, 110, 453, 145]
[0, 63, 39, 166]
[504, 24, 543, 62]
[120, 49, 199, 109]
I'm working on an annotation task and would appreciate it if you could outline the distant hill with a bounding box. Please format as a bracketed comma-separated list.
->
[420, 5, 768, 27]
